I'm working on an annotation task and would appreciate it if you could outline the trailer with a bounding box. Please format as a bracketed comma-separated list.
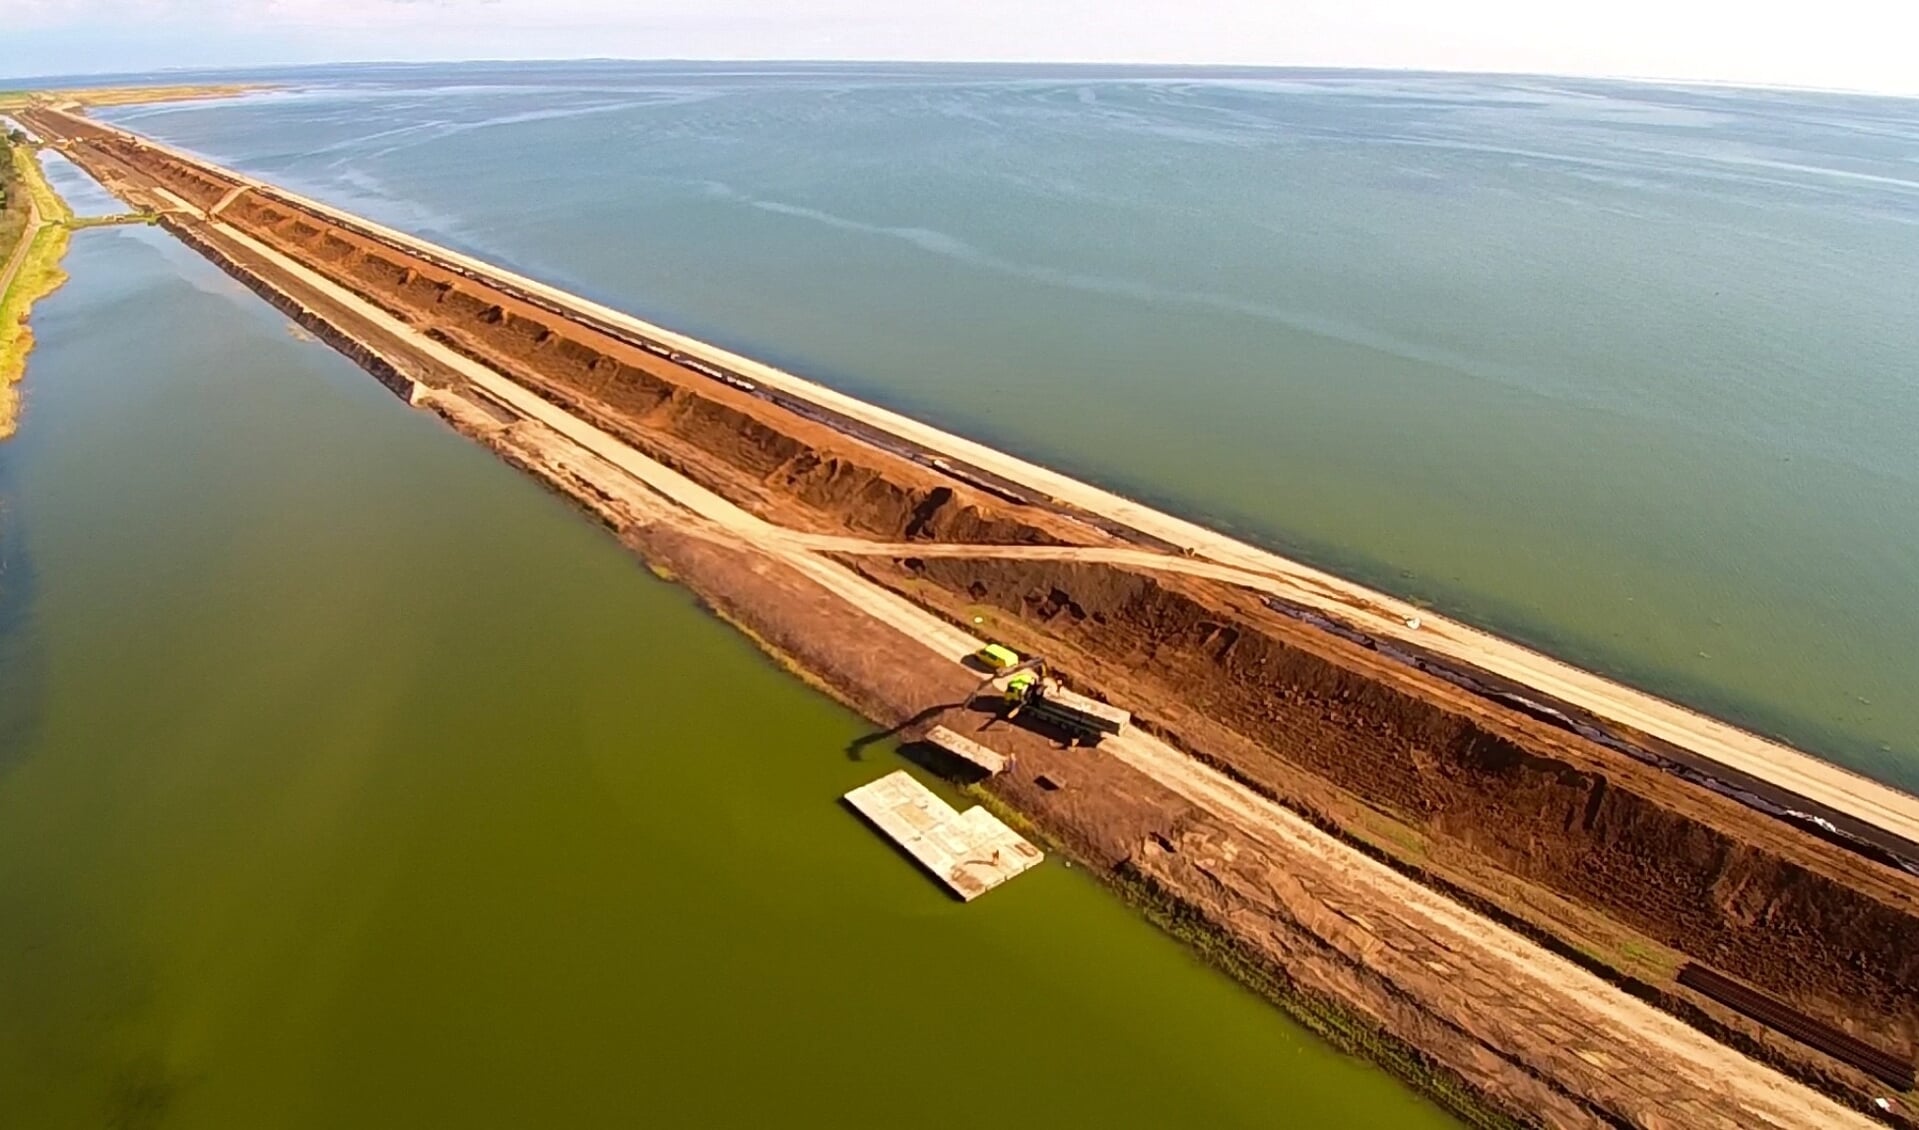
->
[973, 660, 1130, 746]
[1014, 677, 1130, 744]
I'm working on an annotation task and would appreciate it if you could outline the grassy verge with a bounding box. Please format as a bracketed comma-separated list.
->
[1, 147, 73, 439]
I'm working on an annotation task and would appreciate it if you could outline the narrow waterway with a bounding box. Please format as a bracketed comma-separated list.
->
[37, 145, 123, 216]
[0, 225, 1459, 1123]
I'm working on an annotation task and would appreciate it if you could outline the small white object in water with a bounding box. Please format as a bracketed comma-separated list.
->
[973, 616, 983, 623]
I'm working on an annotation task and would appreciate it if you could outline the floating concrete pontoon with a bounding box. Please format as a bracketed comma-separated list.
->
[844, 770, 1042, 900]
[923, 725, 1009, 776]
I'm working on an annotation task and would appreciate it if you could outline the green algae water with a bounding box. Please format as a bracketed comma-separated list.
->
[0, 226, 1459, 1124]
[99, 63, 1919, 792]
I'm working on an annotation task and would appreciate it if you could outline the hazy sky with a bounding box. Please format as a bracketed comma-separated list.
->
[3, 0, 1916, 95]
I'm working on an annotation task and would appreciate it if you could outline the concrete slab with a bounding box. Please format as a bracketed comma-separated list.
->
[844, 770, 1042, 900]
[923, 725, 1009, 775]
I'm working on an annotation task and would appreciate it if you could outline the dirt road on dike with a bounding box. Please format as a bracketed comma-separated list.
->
[147, 192, 1875, 1128]
[0, 199, 42, 309]
[82, 108, 1918, 859]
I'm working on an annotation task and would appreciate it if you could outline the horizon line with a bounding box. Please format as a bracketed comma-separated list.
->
[8, 56, 1918, 103]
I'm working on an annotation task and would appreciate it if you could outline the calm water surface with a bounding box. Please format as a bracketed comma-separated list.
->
[0, 226, 1456, 1124]
[103, 63, 1919, 789]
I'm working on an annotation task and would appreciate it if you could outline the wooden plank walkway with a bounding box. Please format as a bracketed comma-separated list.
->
[844, 770, 1042, 900]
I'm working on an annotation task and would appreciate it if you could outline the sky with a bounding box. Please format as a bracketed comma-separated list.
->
[3, 0, 1917, 96]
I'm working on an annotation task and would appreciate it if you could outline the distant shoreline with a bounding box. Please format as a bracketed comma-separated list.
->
[0, 83, 264, 114]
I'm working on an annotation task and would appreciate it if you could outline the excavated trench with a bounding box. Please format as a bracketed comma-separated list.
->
[43, 114, 1919, 1104]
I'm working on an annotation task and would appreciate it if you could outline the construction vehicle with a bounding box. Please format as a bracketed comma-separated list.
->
[967, 657, 1130, 746]
[975, 643, 1021, 670]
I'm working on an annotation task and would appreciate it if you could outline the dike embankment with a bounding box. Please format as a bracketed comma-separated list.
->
[27, 104, 1916, 1128]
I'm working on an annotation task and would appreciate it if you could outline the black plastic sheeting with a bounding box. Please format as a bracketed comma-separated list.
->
[1678, 962, 1915, 1090]
[1259, 594, 1919, 881]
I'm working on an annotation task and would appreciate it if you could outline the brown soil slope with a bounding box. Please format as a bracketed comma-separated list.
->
[37, 111, 1919, 1105]
[234, 197, 1077, 550]
[867, 555, 1919, 1047]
